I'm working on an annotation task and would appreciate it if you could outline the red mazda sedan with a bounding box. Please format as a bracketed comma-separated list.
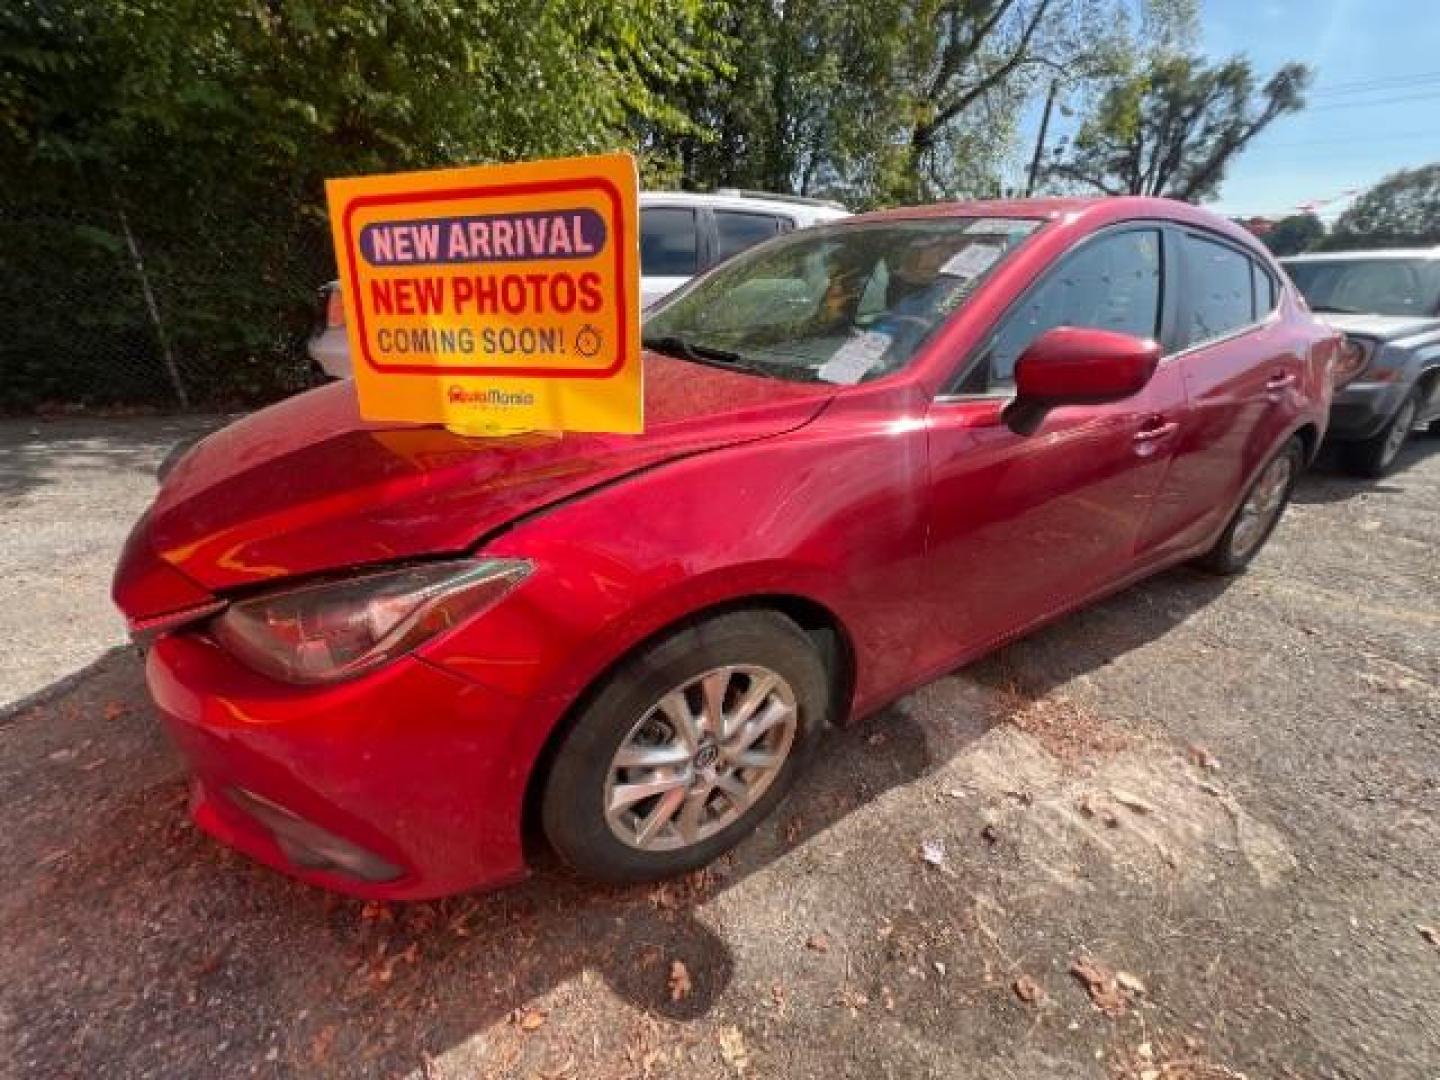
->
[113, 198, 1337, 899]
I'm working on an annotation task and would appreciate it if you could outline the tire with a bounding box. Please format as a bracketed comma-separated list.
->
[540, 610, 830, 884]
[1196, 436, 1304, 576]
[1339, 389, 1420, 478]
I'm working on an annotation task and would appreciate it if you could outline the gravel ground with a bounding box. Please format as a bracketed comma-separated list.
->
[1, 416, 1437, 1079]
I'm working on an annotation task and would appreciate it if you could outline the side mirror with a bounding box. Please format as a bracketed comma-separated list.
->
[1005, 327, 1161, 435]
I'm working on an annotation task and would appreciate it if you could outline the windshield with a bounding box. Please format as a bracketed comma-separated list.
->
[1285, 258, 1440, 318]
[643, 217, 1043, 384]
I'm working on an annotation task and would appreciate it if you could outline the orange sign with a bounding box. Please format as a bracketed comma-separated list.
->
[325, 153, 641, 434]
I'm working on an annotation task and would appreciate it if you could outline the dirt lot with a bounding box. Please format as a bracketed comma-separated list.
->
[2, 416, 1437, 1079]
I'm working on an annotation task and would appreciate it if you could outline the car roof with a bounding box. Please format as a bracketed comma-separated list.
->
[839, 196, 1265, 249]
[1280, 248, 1440, 263]
[639, 190, 849, 222]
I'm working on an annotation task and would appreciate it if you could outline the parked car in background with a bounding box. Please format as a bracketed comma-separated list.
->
[1280, 249, 1440, 476]
[307, 189, 849, 379]
[115, 197, 1334, 899]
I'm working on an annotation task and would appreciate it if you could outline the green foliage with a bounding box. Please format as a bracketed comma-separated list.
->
[1047, 51, 1311, 202]
[0, 0, 713, 410]
[1322, 164, 1440, 251]
[1261, 213, 1325, 256]
[643, 0, 1145, 209]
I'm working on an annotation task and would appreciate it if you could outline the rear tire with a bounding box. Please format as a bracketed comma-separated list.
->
[541, 610, 829, 885]
[1196, 437, 1303, 576]
[1340, 389, 1419, 478]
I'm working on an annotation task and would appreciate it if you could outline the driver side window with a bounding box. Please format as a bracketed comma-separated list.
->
[963, 229, 1163, 392]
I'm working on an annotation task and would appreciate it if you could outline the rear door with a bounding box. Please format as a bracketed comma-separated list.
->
[922, 224, 1188, 661]
[1137, 229, 1301, 556]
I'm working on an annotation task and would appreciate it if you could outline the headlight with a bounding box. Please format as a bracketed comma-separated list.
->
[211, 558, 531, 684]
[1332, 336, 1369, 388]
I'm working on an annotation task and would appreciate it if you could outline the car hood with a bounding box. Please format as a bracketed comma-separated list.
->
[127, 355, 835, 601]
[1314, 312, 1440, 343]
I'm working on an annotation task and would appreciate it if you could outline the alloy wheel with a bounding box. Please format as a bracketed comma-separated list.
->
[1230, 453, 1295, 559]
[604, 665, 798, 851]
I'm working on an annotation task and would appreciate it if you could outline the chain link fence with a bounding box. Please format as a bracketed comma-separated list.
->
[0, 203, 334, 413]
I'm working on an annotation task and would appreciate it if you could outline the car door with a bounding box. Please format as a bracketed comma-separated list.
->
[639, 205, 704, 307]
[922, 225, 1189, 661]
[1137, 229, 1302, 556]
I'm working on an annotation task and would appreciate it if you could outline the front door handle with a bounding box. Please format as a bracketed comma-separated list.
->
[1133, 418, 1179, 456]
[1133, 420, 1179, 443]
[1266, 371, 1298, 392]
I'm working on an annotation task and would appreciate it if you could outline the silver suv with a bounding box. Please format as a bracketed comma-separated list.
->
[1281, 249, 1440, 476]
[308, 189, 848, 379]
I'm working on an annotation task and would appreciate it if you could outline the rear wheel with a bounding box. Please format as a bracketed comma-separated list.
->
[1196, 437, 1303, 575]
[541, 610, 829, 884]
[1340, 389, 1419, 478]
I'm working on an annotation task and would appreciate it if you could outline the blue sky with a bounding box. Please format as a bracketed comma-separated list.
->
[1201, 0, 1440, 219]
[1017, 0, 1440, 220]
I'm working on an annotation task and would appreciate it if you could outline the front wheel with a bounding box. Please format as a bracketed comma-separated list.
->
[1196, 437, 1303, 575]
[540, 610, 829, 884]
[1340, 389, 1419, 478]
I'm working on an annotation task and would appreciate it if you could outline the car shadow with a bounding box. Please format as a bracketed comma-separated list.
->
[1291, 431, 1439, 506]
[1, 562, 1235, 1077]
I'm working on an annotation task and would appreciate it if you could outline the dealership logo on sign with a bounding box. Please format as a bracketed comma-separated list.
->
[326, 154, 642, 435]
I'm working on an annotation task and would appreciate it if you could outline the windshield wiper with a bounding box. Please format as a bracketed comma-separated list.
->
[642, 333, 823, 383]
[643, 334, 753, 371]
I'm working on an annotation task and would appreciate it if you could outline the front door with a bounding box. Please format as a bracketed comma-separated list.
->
[921, 225, 1187, 666]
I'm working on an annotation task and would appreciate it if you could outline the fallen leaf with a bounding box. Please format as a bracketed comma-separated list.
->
[309, 1025, 337, 1065]
[805, 932, 830, 953]
[1419, 925, 1439, 948]
[513, 1008, 546, 1032]
[718, 1025, 749, 1073]
[103, 701, 128, 721]
[1070, 957, 1131, 1016]
[1110, 789, 1156, 815]
[1013, 975, 1045, 1004]
[920, 837, 948, 868]
[1187, 744, 1219, 771]
[668, 959, 692, 1002]
[1115, 970, 1147, 996]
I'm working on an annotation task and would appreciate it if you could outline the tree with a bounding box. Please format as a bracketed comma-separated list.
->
[1047, 52, 1311, 202]
[1323, 164, 1440, 250]
[1262, 213, 1325, 256]
[645, 0, 1149, 208]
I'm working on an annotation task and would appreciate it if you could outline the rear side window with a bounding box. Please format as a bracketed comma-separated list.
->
[715, 211, 786, 262]
[1183, 235, 1255, 345]
[975, 228, 1163, 388]
[640, 207, 699, 277]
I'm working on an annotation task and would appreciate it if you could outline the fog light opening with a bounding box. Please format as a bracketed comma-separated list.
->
[226, 787, 403, 883]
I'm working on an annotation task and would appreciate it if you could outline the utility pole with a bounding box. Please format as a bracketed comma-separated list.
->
[1024, 79, 1060, 198]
